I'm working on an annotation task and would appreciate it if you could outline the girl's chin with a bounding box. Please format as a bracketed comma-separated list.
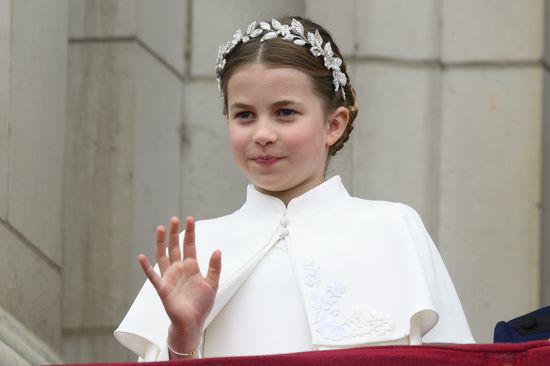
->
[252, 182, 283, 194]
[252, 180, 301, 196]
[250, 178, 289, 194]
[248, 174, 322, 195]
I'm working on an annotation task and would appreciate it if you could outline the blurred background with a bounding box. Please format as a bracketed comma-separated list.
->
[0, 0, 549, 363]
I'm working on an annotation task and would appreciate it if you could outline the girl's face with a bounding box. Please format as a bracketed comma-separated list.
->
[226, 63, 348, 204]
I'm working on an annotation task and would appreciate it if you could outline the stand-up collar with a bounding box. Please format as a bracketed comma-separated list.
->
[239, 176, 350, 220]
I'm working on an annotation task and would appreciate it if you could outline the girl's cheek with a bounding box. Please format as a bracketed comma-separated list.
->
[229, 130, 249, 152]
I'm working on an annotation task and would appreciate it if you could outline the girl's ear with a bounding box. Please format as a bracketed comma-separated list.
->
[326, 106, 350, 147]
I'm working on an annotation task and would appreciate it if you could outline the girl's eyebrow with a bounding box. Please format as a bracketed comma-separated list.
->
[228, 102, 253, 111]
[229, 99, 304, 110]
[272, 99, 304, 108]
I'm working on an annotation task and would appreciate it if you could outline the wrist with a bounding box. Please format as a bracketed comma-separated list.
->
[167, 324, 201, 359]
[167, 338, 200, 358]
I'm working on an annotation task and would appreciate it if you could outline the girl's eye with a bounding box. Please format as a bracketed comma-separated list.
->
[277, 109, 297, 118]
[235, 111, 254, 120]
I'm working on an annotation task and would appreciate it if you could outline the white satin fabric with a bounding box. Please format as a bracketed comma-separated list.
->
[115, 176, 474, 361]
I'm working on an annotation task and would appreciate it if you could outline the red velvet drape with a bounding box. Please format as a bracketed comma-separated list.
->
[56, 341, 550, 366]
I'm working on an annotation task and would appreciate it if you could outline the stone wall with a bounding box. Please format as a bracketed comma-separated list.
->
[64, 1, 184, 361]
[437, 1, 543, 342]
[0, 0, 66, 364]
[542, 0, 550, 306]
[0, 0, 548, 363]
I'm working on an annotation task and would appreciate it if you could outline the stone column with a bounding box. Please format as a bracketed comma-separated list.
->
[439, 0, 544, 342]
[541, 0, 550, 305]
[0, 0, 67, 364]
[64, 0, 185, 362]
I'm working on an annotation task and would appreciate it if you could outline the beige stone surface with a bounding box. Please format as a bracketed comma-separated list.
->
[131, 45, 182, 296]
[305, 0, 356, 56]
[69, 0, 136, 38]
[180, 80, 249, 219]
[0, 0, 9, 219]
[8, 0, 67, 265]
[356, 0, 438, 60]
[70, 0, 187, 75]
[542, 70, 550, 305]
[64, 42, 136, 328]
[0, 222, 62, 352]
[137, 0, 187, 75]
[545, 0, 550, 65]
[0, 340, 28, 366]
[191, 0, 305, 76]
[64, 40, 183, 329]
[63, 332, 134, 363]
[351, 62, 439, 231]
[442, 0, 544, 62]
[439, 67, 542, 343]
[0, 305, 62, 365]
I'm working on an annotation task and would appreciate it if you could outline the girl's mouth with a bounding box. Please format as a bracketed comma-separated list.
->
[254, 155, 281, 167]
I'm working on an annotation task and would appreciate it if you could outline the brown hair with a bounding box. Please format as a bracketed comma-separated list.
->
[218, 16, 359, 156]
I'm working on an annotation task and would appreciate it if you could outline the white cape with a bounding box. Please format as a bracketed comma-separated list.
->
[115, 176, 474, 360]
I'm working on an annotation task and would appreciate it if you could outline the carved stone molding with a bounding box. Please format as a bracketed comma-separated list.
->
[0, 306, 62, 365]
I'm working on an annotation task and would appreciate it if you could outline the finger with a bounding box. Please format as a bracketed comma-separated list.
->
[168, 217, 182, 264]
[183, 216, 197, 260]
[138, 254, 162, 291]
[155, 225, 170, 273]
[205, 250, 222, 290]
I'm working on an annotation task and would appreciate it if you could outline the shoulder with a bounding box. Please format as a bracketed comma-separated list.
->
[193, 204, 250, 230]
[346, 196, 420, 221]
[341, 196, 431, 246]
[196, 212, 239, 227]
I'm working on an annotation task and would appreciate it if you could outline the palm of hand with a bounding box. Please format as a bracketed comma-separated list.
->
[138, 216, 222, 343]
[158, 258, 218, 331]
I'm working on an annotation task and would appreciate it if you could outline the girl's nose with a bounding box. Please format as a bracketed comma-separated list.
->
[252, 120, 277, 146]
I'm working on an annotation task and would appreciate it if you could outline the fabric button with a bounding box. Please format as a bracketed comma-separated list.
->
[280, 215, 289, 227]
[521, 317, 537, 330]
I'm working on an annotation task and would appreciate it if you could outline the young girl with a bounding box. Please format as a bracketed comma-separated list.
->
[115, 16, 474, 361]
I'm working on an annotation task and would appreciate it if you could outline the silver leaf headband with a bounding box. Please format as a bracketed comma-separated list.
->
[216, 18, 347, 100]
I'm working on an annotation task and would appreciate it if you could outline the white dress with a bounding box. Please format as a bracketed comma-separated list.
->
[115, 176, 475, 361]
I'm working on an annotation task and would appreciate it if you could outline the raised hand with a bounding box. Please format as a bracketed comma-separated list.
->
[138, 216, 222, 358]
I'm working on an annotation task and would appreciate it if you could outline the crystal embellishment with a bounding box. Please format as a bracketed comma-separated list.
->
[216, 18, 347, 100]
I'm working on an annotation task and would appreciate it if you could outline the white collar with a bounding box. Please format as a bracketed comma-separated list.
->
[239, 175, 350, 220]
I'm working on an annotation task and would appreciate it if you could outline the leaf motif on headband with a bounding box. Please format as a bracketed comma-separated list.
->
[216, 18, 348, 100]
[250, 29, 263, 38]
[272, 19, 282, 30]
[291, 18, 305, 36]
[260, 32, 278, 42]
[246, 21, 257, 34]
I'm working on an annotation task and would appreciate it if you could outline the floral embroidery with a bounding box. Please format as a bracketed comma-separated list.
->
[301, 261, 395, 341]
[310, 280, 344, 323]
[343, 309, 395, 338]
[302, 261, 320, 287]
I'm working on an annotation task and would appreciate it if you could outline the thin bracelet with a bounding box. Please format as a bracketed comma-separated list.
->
[167, 340, 199, 357]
